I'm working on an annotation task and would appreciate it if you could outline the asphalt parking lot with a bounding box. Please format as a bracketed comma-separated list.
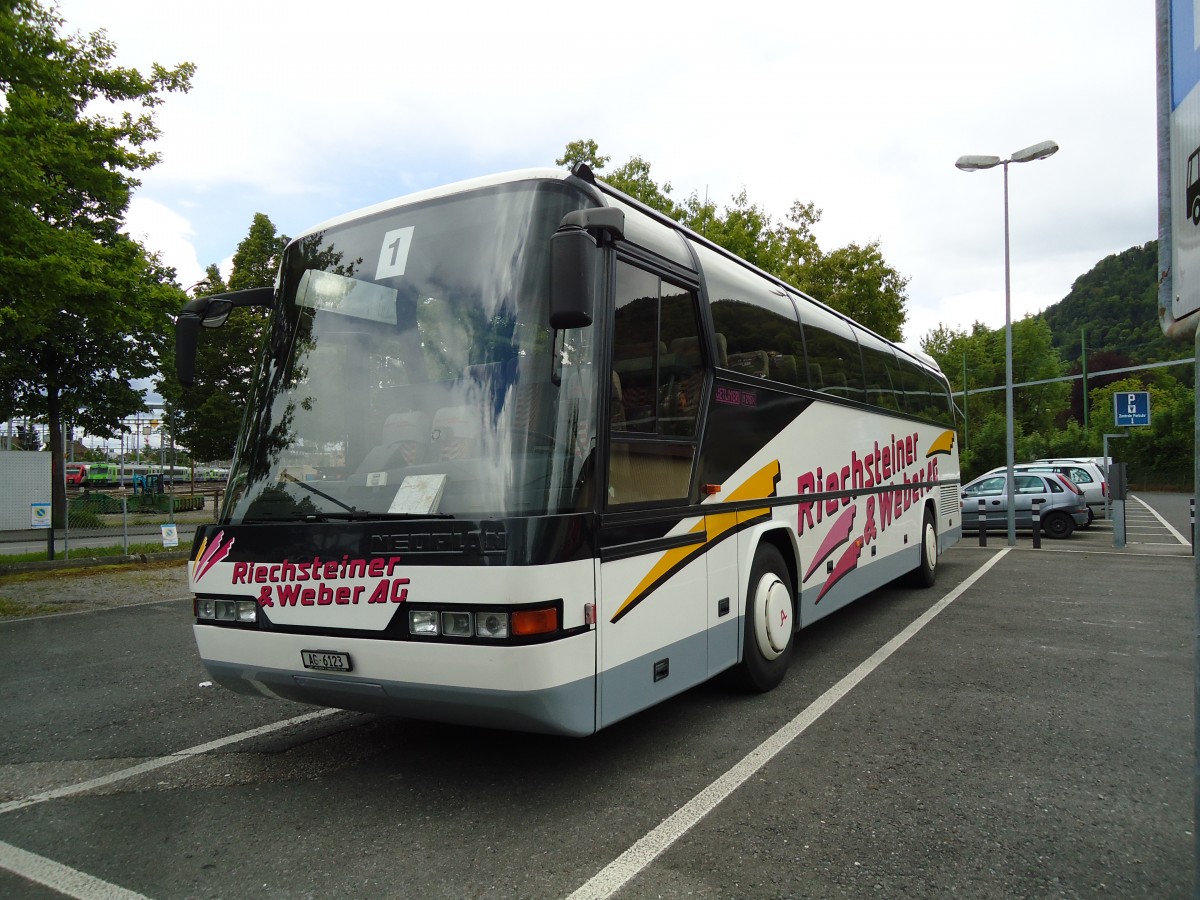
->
[0, 493, 1193, 898]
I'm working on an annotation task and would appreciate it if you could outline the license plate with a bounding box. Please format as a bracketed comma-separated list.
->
[301, 650, 352, 672]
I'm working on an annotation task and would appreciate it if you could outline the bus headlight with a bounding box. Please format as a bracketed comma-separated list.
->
[409, 609, 439, 635]
[195, 598, 257, 624]
[407, 604, 561, 642]
[475, 612, 509, 639]
[441, 611, 473, 638]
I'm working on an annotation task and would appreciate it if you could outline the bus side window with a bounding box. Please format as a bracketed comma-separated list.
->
[659, 283, 703, 436]
[799, 303, 863, 400]
[857, 329, 904, 412]
[610, 262, 704, 437]
[694, 244, 808, 389]
[608, 259, 703, 505]
[612, 263, 662, 434]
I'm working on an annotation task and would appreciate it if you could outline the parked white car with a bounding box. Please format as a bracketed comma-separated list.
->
[1030, 459, 1109, 523]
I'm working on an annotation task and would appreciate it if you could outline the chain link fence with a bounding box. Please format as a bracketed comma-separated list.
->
[1, 484, 224, 562]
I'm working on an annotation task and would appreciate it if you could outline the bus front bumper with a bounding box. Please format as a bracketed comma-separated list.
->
[195, 625, 598, 737]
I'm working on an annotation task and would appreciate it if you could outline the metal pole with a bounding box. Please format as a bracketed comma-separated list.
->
[1192, 322, 1200, 894]
[1003, 160, 1017, 546]
[1081, 327, 1089, 435]
[962, 350, 969, 452]
[1102, 433, 1128, 522]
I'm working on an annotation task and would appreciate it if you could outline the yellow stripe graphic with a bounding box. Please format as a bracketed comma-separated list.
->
[926, 429, 955, 457]
[611, 460, 781, 622]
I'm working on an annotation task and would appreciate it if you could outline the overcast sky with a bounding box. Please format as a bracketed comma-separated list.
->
[57, 0, 1157, 347]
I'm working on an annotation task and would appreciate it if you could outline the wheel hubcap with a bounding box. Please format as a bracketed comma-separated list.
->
[923, 521, 937, 570]
[754, 574, 791, 659]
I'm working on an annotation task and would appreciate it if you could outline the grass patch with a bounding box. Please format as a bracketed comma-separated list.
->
[0, 542, 170, 565]
[0, 557, 186, 587]
[0, 597, 60, 617]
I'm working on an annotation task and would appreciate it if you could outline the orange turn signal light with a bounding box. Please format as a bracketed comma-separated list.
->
[512, 607, 559, 636]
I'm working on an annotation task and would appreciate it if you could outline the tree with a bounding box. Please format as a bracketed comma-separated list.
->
[1089, 375, 1195, 486]
[555, 139, 610, 173]
[556, 140, 911, 338]
[0, 0, 194, 522]
[159, 215, 288, 462]
[605, 156, 683, 220]
[797, 241, 909, 341]
[921, 317, 1069, 478]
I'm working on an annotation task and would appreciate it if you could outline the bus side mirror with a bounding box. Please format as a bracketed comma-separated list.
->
[175, 287, 274, 387]
[549, 207, 624, 330]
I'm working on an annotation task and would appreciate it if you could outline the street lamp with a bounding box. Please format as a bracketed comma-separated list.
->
[956, 139, 1059, 547]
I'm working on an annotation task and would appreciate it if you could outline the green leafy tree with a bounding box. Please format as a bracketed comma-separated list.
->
[555, 139, 610, 173]
[556, 140, 911, 338]
[922, 317, 1068, 478]
[0, 0, 193, 523]
[160, 215, 288, 462]
[158, 216, 286, 465]
[797, 241, 909, 341]
[1044, 242, 1186, 372]
[1090, 375, 1195, 486]
[605, 156, 683, 220]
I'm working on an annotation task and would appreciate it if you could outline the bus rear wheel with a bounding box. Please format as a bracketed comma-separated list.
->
[737, 545, 794, 692]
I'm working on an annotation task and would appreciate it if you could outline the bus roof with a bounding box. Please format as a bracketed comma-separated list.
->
[294, 165, 941, 379]
[299, 168, 582, 239]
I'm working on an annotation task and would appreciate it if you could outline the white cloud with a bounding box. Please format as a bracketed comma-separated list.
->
[58, 0, 1157, 347]
[122, 197, 205, 288]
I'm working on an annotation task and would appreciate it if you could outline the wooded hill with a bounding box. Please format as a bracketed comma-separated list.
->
[1042, 241, 1192, 373]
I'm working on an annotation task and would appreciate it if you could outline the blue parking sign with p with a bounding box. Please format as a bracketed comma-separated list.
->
[1114, 391, 1150, 427]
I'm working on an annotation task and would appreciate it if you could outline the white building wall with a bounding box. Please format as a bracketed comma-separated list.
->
[0, 451, 52, 530]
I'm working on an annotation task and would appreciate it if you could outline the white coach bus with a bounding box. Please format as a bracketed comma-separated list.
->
[175, 166, 962, 736]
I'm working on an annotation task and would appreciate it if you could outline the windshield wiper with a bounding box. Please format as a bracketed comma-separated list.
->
[280, 472, 359, 513]
[299, 511, 455, 521]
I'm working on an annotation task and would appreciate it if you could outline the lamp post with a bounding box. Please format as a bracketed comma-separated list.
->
[956, 140, 1059, 547]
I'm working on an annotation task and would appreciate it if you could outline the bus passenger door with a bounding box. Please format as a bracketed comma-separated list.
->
[597, 258, 709, 728]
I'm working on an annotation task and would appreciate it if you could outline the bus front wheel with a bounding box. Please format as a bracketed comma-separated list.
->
[738, 545, 794, 692]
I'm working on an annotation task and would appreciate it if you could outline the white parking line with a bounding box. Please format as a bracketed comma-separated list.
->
[0, 708, 342, 898]
[1130, 495, 1190, 545]
[0, 839, 151, 900]
[566, 548, 1013, 900]
[0, 708, 339, 816]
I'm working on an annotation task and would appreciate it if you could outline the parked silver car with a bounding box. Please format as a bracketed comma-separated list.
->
[960, 470, 1090, 539]
[983, 460, 1107, 525]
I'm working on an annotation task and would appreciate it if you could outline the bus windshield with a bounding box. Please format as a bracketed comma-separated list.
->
[225, 179, 601, 523]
